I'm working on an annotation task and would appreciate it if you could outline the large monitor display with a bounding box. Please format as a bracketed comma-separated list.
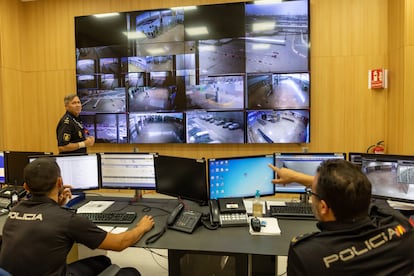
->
[99, 152, 156, 189]
[274, 152, 346, 194]
[208, 154, 275, 200]
[75, 0, 310, 144]
[361, 154, 414, 203]
[154, 154, 208, 205]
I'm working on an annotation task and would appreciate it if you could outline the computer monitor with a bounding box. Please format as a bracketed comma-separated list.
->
[29, 154, 100, 191]
[208, 154, 275, 200]
[0, 151, 5, 184]
[348, 152, 363, 169]
[274, 152, 346, 194]
[154, 155, 208, 205]
[5, 151, 52, 185]
[361, 153, 414, 203]
[99, 152, 156, 190]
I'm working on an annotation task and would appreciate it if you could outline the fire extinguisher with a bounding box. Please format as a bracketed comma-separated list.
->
[366, 141, 385, 154]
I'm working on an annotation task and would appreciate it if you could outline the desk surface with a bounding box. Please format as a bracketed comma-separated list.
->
[89, 196, 318, 256]
[0, 196, 318, 256]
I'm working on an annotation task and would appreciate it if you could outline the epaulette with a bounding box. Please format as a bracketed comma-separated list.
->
[63, 117, 70, 124]
[290, 231, 318, 246]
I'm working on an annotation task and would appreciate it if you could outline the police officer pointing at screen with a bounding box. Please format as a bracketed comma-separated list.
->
[56, 94, 95, 154]
[269, 159, 414, 275]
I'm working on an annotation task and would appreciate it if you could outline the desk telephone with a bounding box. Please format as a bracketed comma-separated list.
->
[167, 202, 202, 234]
[0, 186, 24, 210]
[208, 198, 248, 227]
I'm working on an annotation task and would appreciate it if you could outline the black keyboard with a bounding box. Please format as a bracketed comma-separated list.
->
[78, 212, 137, 224]
[269, 202, 314, 219]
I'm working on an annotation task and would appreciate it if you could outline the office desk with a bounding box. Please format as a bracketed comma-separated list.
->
[1, 196, 318, 275]
[83, 196, 317, 275]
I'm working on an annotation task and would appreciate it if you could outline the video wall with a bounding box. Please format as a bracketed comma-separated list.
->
[75, 0, 310, 144]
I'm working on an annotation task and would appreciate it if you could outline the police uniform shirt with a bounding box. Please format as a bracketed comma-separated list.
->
[0, 196, 107, 276]
[287, 204, 414, 276]
[56, 111, 87, 154]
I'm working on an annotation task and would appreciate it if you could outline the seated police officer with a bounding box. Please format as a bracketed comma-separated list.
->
[0, 157, 154, 276]
[269, 159, 414, 275]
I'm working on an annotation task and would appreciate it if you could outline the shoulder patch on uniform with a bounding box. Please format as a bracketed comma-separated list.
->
[64, 117, 70, 124]
[63, 133, 71, 141]
[291, 231, 318, 245]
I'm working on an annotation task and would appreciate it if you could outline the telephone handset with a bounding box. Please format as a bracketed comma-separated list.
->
[167, 202, 202, 234]
[209, 199, 220, 224]
[167, 202, 184, 226]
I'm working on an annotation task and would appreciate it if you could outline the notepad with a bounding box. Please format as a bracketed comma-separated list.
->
[248, 217, 281, 236]
[77, 200, 115, 213]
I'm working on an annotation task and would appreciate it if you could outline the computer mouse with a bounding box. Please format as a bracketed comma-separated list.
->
[251, 217, 261, 232]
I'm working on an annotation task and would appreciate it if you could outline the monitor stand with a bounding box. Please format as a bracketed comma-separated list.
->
[299, 193, 310, 204]
[131, 189, 143, 202]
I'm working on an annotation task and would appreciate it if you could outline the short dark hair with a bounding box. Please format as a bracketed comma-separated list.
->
[316, 159, 371, 222]
[64, 94, 79, 106]
[24, 157, 61, 196]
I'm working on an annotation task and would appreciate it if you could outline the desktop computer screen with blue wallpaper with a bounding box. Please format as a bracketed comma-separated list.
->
[208, 154, 275, 200]
[0, 152, 5, 184]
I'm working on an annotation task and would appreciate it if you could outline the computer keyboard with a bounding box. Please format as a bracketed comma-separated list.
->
[269, 202, 314, 219]
[78, 212, 137, 224]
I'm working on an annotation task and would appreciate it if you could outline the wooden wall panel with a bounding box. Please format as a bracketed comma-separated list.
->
[0, 0, 399, 158]
[402, 47, 414, 153]
[386, 0, 404, 154]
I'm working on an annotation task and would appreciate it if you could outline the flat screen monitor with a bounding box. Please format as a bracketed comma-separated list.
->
[361, 153, 414, 203]
[0, 152, 5, 184]
[154, 155, 208, 205]
[99, 152, 156, 190]
[5, 151, 52, 185]
[74, 0, 311, 145]
[348, 152, 363, 168]
[29, 154, 100, 191]
[274, 152, 346, 194]
[208, 154, 275, 200]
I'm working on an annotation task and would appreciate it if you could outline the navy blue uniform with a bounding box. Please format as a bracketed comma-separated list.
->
[287, 204, 414, 275]
[56, 111, 87, 154]
[0, 196, 107, 276]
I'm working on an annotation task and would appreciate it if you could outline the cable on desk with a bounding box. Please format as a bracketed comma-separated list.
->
[200, 213, 219, 230]
[145, 226, 166, 245]
[129, 202, 171, 215]
[144, 248, 168, 271]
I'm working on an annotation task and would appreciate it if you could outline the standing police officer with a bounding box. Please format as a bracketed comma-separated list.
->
[56, 94, 95, 154]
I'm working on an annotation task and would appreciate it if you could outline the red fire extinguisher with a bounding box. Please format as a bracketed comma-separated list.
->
[366, 141, 385, 154]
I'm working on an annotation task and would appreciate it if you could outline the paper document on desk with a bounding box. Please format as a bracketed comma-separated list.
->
[77, 201, 115, 213]
[248, 217, 281, 236]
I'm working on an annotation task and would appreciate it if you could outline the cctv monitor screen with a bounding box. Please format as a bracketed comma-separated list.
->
[29, 154, 100, 191]
[274, 152, 346, 194]
[0, 152, 5, 184]
[154, 155, 208, 205]
[348, 152, 363, 169]
[361, 154, 414, 203]
[5, 151, 52, 186]
[208, 154, 275, 200]
[75, 0, 311, 145]
[99, 152, 156, 190]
